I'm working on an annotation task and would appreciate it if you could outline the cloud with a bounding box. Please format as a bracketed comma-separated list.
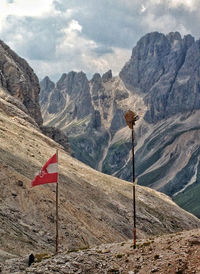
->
[27, 17, 130, 81]
[1, 0, 200, 81]
[51, 0, 144, 49]
[92, 46, 114, 57]
[168, 0, 196, 10]
[51, 0, 200, 49]
[1, 15, 61, 61]
[6, 0, 54, 17]
[0, 0, 54, 31]
[139, 0, 200, 37]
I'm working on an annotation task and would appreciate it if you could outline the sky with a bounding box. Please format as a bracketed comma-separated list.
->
[0, 0, 200, 82]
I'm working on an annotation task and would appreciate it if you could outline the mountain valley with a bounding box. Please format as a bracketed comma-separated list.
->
[0, 33, 200, 272]
[40, 31, 200, 218]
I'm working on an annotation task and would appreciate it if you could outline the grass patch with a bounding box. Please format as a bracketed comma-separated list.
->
[35, 253, 52, 263]
[173, 180, 200, 218]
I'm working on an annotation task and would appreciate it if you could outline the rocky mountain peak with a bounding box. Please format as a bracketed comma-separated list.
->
[40, 76, 55, 91]
[0, 40, 43, 125]
[183, 34, 195, 47]
[119, 31, 200, 123]
[40, 76, 55, 107]
[42, 70, 94, 120]
[166, 31, 182, 42]
[119, 32, 171, 93]
[102, 69, 112, 82]
[56, 73, 68, 90]
[56, 71, 89, 96]
[91, 73, 102, 83]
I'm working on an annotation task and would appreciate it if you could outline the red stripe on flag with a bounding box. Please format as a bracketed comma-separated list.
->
[32, 173, 58, 187]
[31, 153, 58, 187]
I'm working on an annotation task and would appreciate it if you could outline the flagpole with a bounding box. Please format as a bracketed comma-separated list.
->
[124, 110, 138, 250]
[56, 149, 59, 253]
[131, 123, 136, 249]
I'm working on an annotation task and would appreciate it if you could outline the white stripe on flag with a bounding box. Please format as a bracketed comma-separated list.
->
[46, 163, 58, 174]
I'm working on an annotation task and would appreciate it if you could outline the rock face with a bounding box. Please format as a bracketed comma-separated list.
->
[120, 32, 199, 123]
[0, 40, 69, 150]
[40, 32, 200, 218]
[40, 76, 55, 107]
[47, 71, 93, 118]
[0, 40, 43, 126]
[102, 69, 112, 82]
[40, 70, 131, 170]
[40, 126, 70, 153]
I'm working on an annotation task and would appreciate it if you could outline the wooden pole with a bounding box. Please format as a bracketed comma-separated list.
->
[131, 123, 136, 249]
[56, 149, 59, 253]
[124, 110, 138, 249]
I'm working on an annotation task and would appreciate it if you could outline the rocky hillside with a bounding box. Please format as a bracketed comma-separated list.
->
[0, 40, 43, 126]
[40, 32, 200, 218]
[1, 87, 200, 260]
[2, 229, 200, 273]
[0, 39, 200, 265]
[0, 40, 70, 152]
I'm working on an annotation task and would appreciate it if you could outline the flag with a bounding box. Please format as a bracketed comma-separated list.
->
[31, 153, 58, 187]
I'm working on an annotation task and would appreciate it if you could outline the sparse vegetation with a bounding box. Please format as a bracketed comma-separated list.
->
[35, 253, 52, 263]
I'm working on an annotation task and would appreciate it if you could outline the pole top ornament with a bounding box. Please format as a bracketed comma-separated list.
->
[125, 110, 139, 129]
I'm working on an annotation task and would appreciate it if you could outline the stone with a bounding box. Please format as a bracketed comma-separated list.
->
[40, 125, 70, 152]
[102, 70, 112, 82]
[40, 76, 55, 107]
[119, 31, 200, 123]
[0, 40, 43, 126]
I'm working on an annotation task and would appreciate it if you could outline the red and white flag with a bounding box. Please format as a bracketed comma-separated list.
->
[31, 153, 58, 187]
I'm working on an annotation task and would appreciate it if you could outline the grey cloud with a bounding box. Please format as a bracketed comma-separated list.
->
[1, 0, 200, 80]
[1, 15, 68, 61]
[53, 0, 200, 49]
[141, 0, 200, 38]
[92, 46, 114, 57]
[53, 0, 145, 49]
[4, 0, 200, 63]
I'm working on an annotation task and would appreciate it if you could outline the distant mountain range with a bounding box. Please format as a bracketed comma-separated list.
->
[1, 37, 199, 261]
[40, 31, 200, 218]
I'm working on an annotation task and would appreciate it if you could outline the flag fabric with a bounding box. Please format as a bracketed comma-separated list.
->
[31, 153, 58, 187]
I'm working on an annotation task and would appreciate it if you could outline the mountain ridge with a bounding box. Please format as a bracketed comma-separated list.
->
[2, 90, 199, 260]
[0, 38, 200, 263]
[40, 31, 200, 218]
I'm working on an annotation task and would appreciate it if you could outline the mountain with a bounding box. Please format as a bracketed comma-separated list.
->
[120, 32, 199, 123]
[40, 31, 200, 218]
[40, 70, 132, 171]
[2, 86, 200, 260]
[0, 39, 200, 263]
[0, 40, 43, 126]
[0, 40, 70, 152]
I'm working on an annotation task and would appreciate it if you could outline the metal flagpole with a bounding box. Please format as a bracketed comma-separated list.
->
[131, 122, 136, 249]
[125, 110, 139, 249]
[56, 149, 59, 253]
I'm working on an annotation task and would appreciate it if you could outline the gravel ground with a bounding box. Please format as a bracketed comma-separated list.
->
[2, 229, 200, 274]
